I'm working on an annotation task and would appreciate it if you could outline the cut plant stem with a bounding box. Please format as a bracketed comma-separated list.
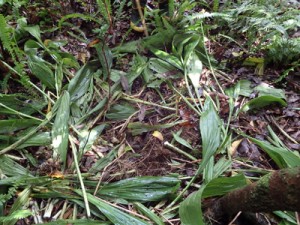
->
[0, 103, 44, 122]
[0, 118, 51, 155]
[164, 141, 197, 161]
[69, 136, 91, 218]
[270, 116, 298, 144]
[122, 93, 176, 111]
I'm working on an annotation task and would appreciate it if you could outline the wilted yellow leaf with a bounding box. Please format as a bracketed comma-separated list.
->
[229, 139, 243, 156]
[152, 131, 164, 141]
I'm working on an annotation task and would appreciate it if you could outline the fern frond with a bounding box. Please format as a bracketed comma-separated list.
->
[96, 0, 112, 24]
[0, 13, 17, 62]
[0, 185, 18, 204]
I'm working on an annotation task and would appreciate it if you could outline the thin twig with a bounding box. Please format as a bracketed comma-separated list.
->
[164, 141, 197, 161]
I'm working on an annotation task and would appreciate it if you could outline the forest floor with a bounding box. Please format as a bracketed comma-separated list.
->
[1, 0, 300, 224]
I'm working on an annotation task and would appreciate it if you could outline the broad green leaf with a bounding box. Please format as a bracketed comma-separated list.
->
[29, 61, 55, 89]
[147, 79, 164, 88]
[148, 58, 181, 77]
[79, 124, 107, 155]
[112, 40, 141, 54]
[51, 91, 70, 169]
[0, 94, 45, 115]
[68, 61, 98, 102]
[24, 39, 43, 52]
[245, 136, 300, 168]
[150, 48, 182, 69]
[180, 99, 221, 225]
[254, 83, 286, 99]
[172, 33, 193, 58]
[172, 131, 193, 150]
[274, 211, 298, 225]
[225, 79, 252, 98]
[76, 97, 107, 124]
[202, 174, 247, 198]
[97, 176, 180, 202]
[89, 145, 118, 173]
[95, 42, 113, 80]
[183, 35, 200, 65]
[83, 192, 150, 225]
[40, 219, 109, 225]
[55, 62, 63, 94]
[128, 121, 183, 136]
[240, 80, 252, 97]
[212, 157, 232, 178]
[201, 99, 221, 174]
[186, 52, 202, 89]
[0, 176, 49, 186]
[106, 103, 137, 121]
[179, 187, 205, 225]
[0, 156, 32, 177]
[15, 132, 51, 149]
[0, 119, 40, 134]
[241, 95, 287, 112]
[24, 25, 42, 42]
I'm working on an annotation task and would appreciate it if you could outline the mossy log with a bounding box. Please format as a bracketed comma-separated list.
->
[211, 167, 300, 221]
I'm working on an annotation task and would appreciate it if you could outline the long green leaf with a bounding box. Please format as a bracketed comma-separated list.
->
[186, 52, 202, 89]
[241, 95, 287, 112]
[68, 61, 98, 102]
[97, 176, 180, 202]
[0, 156, 32, 177]
[0, 119, 40, 134]
[88, 144, 118, 173]
[29, 61, 55, 89]
[179, 187, 205, 225]
[180, 99, 222, 225]
[95, 42, 113, 80]
[245, 135, 300, 168]
[202, 174, 247, 198]
[52, 91, 70, 169]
